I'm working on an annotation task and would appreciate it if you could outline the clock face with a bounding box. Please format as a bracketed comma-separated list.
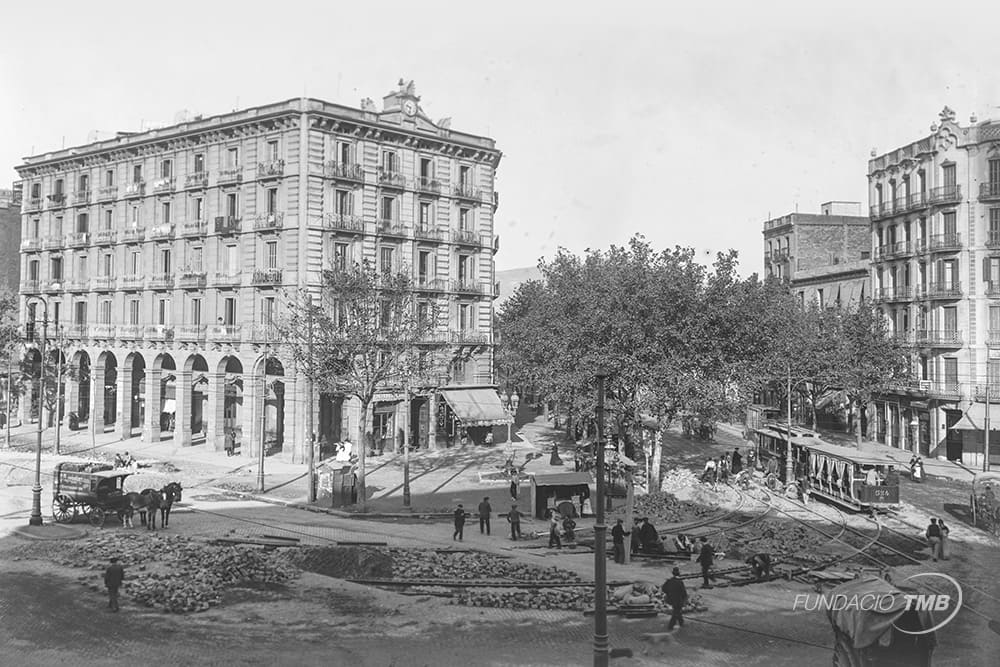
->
[403, 100, 417, 116]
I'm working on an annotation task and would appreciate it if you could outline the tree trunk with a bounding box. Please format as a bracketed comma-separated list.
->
[854, 400, 863, 449]
[356, 399, 370, 511]
[810, 392, 818, 430]
[650, 429, 664, 493]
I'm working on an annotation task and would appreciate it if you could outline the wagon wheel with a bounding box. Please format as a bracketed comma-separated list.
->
[88, 506, 106, 528]
[51, 495, 77, 523]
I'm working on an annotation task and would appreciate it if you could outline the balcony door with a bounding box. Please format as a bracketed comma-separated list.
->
[943, 164, 956, 189]
[941, 306, 957, 335]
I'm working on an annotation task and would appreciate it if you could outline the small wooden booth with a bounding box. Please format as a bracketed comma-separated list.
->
[529, 471, 594, 519]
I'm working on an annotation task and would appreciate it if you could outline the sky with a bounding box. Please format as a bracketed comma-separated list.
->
[3, 0, 1000, 278]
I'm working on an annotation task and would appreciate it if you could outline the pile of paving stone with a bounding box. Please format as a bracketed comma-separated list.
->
[452, 582, 708, 613]
[633, 491, 719, 524]
[725, 520, 829, 562]
[387, 548, 584, 583]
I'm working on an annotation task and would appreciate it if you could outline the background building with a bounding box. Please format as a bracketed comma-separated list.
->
[762, 200, 871, 307]
[14, 82, 509, 462]
[0, 185, 22, 293]
[867, 106, 1000, 467]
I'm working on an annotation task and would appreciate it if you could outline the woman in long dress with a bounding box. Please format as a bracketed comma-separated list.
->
[939, 520, 950, 560]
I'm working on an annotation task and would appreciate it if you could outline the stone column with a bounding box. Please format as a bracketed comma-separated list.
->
[143, 368, 162, 443]
[279, 376, 299, 463]
[177, 370, 192, 447]
[208, 372, 226, 452]
[427, 391, 438, 451]
[90, 361, 105, 436]
[242, 373, 260, 460]
[65, 369, 79, 425]
[116, 366, 131, 440]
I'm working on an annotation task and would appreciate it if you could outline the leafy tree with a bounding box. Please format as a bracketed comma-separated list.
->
[0, 290, 22, 426]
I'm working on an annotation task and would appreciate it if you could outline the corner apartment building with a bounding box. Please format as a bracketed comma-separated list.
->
[763, 201, 871, 307]
[867, 107, 1000, 468]
[0, 186, 22, 293]
[15, 81, 510, 463]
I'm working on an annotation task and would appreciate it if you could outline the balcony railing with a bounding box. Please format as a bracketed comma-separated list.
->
[906, 192, 928, 210]
[988, 330, 1000, 347]
[454, 183, 483, 202]
[93, 277, 116, 291]
[325, 161, 365, 183]
[117, 324, 144, 340]
[252, 268, 282, 286]
[253, 212, 284, 231]
[94, 229, 117, 245]
[890, 331, 913, 345]
[148, 273, 174, 289]
[97, 185, 118, 201]
[65, 280, 88, 292]
[177, 271, 207, 288]
[145, 325, 174, 341]
[974, 384, 1000, 401]
[42, 237, 63, 250]
[247, 324, 280, 343]
[218, 167, 243, 184]
[452, 229, 479, 246]
[43, 280, 63, 292]
[207, 324, 241, 342]
[21, 280, 40, 293]
[876, 286, 912, 302]
[66, 232, 89, 247]
[64, 324, 87, 339]
[257, 160, 284, 179]
[926, 232, 961, 251]
[870, 201, 893, 218]
[91, 324, 116, 338]
[325, 213, 365, 233]
[881, 241, 912, 259]
[914, 329, 963, 346]
[24, 197, 42, 211]
[413, 277, 446, 292]
[121, 275, 145, 290]
[149, 223, 174, 239]
[185, 172, 209, 189]
[214, 216, 241, 235]
[416, 177, 442, 195]
[413, 226, 447, 242]
[20, 238, 41, 251]
[123, 181, 145, 198]
[376, 220, 407, 238]
[47, 193, 66, 208]
[72, 190, 91, 205]
[176, 324, 207, 342]
[151, 177, 175, 193]
[180, 220, 207, 237]
[122, 228, 145, 243]
[450, 330, 489, 345]
[212, 272, 242, 287]
[980, 182, 1000, 201]
[987, 231, 1000, 249]
[987, 281, 1000, 297]
[452, 280, 484, 295]
[928, 184, 961, 205]
[919, 282, 962, 299]
[377, 170, 406, 189]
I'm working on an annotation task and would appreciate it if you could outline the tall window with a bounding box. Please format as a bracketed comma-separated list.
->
[266, 140, 279, 162]
[990, 305, 1000, 335]
[190, 246, 203, 272]
[50, 256, 63, 281]
[161, 201, 172, 224]
[335, 190, 352, 215]
[418, 250, 431, 280]
[261, 296, 275, 324]
[223, 245, 238, 273]
[157, 298, 170, 326]
[101, 253, 114, 276]
[104, 169, 114, 187]
[128, 299, 140, 325]
[459, 165, 471, 188]
[193, 196, 204, 222]
[130, 205, 140, 227]
[333, 242, 348, 271]
[942, 306, 957, 334]
[160, 247, 172, 274]
[194, 153, 205, 173]
[74, 301, 87, 325]
[132, 164, 143, 183]
[31, 218, 39, 238]
[459, 208, 471, 230]
[990, 208, 1000, 244]
[52, 302, 60, 326]
[265, 241, 278, 269]
[53, 216, 63, 237]
[99, 300, 112, 325]
[419, 201, 432, 227]
[943, 164, 956, 188]
[28, 259, 39, 281]
[79, 174, 89, 191]
[938, 259, 957, 287]
[944, 357, 959, 387]
[266, 188, 278, 215]
[54, 179, 64, 196]
[226, 147, 239, 168]
[161, 159, 172, 178]
[459, 303, 472, 332]
[942, 211, 956, 237]
[337, 142, 352, 164]
[380, 196, 394, 222]
[417, 301, 430, 329]
[104, 209, 113, 230]
[223, 297, 237, 325]
[989, 359, 1000, 387]
[381, 150, 397, 173]
[420, 157, 432, 180]
[226, 192, 238, 218]
[985, 256, 1000, 286]
[75, 254, 88, 281]
[77, 213, 89, 233]
[380, 246, 394, 275]
[457, 255, 471, 283]
[191, 298, 202, 325]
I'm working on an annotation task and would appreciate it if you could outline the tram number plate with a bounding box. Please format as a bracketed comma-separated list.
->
[870, 488, 893, 501]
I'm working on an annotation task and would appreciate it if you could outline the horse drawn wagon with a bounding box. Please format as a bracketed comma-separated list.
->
[51, 461, 182, 529]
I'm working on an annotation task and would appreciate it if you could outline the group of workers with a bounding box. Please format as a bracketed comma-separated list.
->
[701, 448, 748, 484]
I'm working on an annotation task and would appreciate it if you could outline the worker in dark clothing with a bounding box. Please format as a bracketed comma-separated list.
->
[611, 518, 629, 563]
[452, 504, 468, 541]
[104, 557, 125, 612]
[745, 553, 772, 581]
[731, 448, 743, 475]
[507, 505, 524, 541]
[638, 517, 665, 553]
[630, 518, 642, 555]
[661, 566, 688, 630]
[477, 497, 492, 535]
[696, 536, 714, 589]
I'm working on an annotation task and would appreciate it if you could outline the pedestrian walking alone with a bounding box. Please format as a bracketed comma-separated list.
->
[939, 519, 950, 560]
[731, 448, 743, 475]
[507, 504, 523, 540]
[611, 518, 628, 564]
[477, 496, 492, 535]
[662, 567, 688, 630]
[104, 556, 125, 612]
[925, 517, 942, 561]
[509, 474, 519, 501]
[548, 512, 562, 549]
[224, 430, 235, 457]
[453, 504, 468, 541]
[696, 536, 714, 589]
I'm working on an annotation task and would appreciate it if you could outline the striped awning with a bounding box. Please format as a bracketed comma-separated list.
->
[439, 388, 513, 427]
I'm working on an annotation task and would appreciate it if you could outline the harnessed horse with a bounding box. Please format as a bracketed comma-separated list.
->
[158, 482, 183, 527]
[123, 489, 163, 530]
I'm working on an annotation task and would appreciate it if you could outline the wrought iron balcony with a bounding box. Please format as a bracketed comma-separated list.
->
[454, 183, 482, 203]
[177, 271, 207, 288]
[906, 192, 928, 210]
[66, 232, 89, 248]
[450, 330, 489, 345]
[214, 216, 241, 235]
[118, 324, 144, 339]
[987, 231, 1000, 249]
[207, 324, 241, 342]
[212, 272, 242, 287]
[325, 213, 365, 233]
[122, 228, 146, 243]
[252, 268, 282, 286]
[376, 220, 408, 238]
[151, 177, 175, 193]
[987, 282, 1000, 297]
[148, 273, 175, 289]
[217, 168, 243, 184]
[149, 223, 174, 239]
[24, 197, 42, 211]
[121, 275, 145, 290]
[876, 286, 912, 302]
[928, 184, 961, 205]
[185, 172, 209, 189]
[918, 381, 963, 397]
[989, 330, 1000, 347]
[919, 282, 962, 299]
[64, 324, 87, 339]
[325, 161, 365, 183]
[257, 160, 284, 179]
[974, 383, 1000, 401]
[413, 226, 447, 242]
[926, 233, 961, 252]
[72, 190, 91, 205]
[64, 280, 88, 292]
[97, 185, 118, 201]
[870, 201, 893, 219]
[413, 277, 446, 292]
[21, 280, 40, 293]
[47, 193, 66, 208]
[980, 182, 1000, 201]
[914, 329, 963, 346]
[176, 324, 207, 342]
[247, 324, 280, 343]
[123, 181, 146, 198]
[20, 238, 41, 251]
[145, 325, 174, 341]
[43, 280, 63, 292]
[91, 324, 116, 339]
[94, 229, 117, 245]
[42, 237, 63, 250]
[882, 241, 912, 259]
[890, 330, 913, 345]
[180, 220, 207, 237]
[377, 170, 406, 189]
[452, 280, 484, 295]
[452, 229, 479, 246]
[253, 212, 284, 231]
[416, 177, 442, 195]
[93, 277, 116, 291]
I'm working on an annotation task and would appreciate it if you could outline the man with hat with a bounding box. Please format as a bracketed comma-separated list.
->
[696, 536, 715, 589]
[104, 556, 125, 612]
[661, 567, 688, 630]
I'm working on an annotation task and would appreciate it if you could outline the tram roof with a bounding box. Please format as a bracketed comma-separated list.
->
[795, 439, 898, 466]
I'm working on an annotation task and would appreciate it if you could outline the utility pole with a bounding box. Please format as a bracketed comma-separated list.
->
[592, 367, 609, 667]
[786, 364, 794, 487]
[402, 383, 411, 507]
[307, 297, 316, 502]
[257, 344, 269, 494]
[985, 383, 992, 472]
[5, 328, 13, 450]
[29, 305, 48, 527]
[54, 326, 63, 455]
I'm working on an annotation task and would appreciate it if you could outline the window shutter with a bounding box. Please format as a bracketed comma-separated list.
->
[985, 256, 991, 283]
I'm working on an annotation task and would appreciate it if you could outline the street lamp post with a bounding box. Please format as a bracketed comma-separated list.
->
[402, 384, 411, 508]
[54, 325, 63, 455]
[593, 367, 610, 667]
[5, 327, 14, 450]
[29, 298, 50, 527]
[258, 344, 269, 494]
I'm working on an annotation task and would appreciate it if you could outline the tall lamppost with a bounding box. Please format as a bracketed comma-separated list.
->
[28, 296, 51, 527]
[593, 366, 610, 667]
[53, 325, 64, 455]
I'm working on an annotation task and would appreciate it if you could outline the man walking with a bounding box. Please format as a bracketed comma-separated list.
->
[611, 518, 628, 564]
[696, 536, 714, 589]
[662, 567, 688, 630]
[453, 504, 468, 541]
[925, 517, 942, 561]
[104, 556, 125, 612]
[507, 504, 523, 541]
[477, 496, 492, 535]
[548, 512, 562, 549]
[731, 448, 743, 475]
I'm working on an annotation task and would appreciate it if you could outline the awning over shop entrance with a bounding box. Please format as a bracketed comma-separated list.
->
[951, 403, 1000, 431]
[439, 388, 513, 427]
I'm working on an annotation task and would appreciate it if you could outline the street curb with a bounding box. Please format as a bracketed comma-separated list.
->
[210, 487, 454, 520]
[10, 524, 89, 541]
